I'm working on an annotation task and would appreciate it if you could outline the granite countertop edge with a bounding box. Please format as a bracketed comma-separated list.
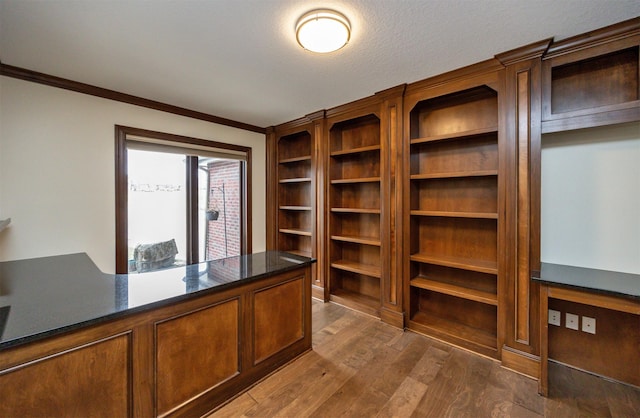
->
[0, 251, 316, 351]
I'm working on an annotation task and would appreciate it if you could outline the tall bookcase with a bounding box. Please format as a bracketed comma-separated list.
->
[327, 110, 383, 317]
[404, 68, 503, 358]
[276, 130, 314, 258]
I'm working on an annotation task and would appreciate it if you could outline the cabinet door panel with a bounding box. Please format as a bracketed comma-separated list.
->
[156, 298, 240, 415]
[0, 333, 131, 417]
[253, 278, 304, 363]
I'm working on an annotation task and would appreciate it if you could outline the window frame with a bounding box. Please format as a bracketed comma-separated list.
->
[115, 125, 252, 274]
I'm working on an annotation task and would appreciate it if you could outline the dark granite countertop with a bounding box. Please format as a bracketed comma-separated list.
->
[0, 251, 314, 350]
[532, 263, 640, 301]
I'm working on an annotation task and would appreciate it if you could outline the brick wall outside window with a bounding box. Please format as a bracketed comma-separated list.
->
[206, 160, 241, 261]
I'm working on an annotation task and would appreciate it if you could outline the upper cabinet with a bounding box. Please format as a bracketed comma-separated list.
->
[541, 17, 640, 133]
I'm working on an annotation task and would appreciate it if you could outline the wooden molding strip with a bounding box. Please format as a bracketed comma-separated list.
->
[544, 16, 640, 58]
[0, 62, 266, 134]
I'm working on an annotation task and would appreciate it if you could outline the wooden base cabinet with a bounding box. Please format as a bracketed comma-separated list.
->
[403, 62, 505, 359]
[0, 266, 312, 417]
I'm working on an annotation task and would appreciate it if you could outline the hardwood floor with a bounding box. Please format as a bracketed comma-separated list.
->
[209, 300, 640, 417]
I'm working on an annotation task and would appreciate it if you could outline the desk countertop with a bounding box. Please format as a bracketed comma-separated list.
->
[532, 263, 640, 300]
[0, 251, 314, 350]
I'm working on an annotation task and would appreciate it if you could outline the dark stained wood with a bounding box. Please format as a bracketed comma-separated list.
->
[326, 99, 385, 318]
[548, 298, 640, 387]
[550, 47, 638, 114]
[376, 85, 406, 328]
[0, 62, 265, 134]
[254, 278, 305, 363]
[155, 299, 240, 416]
[404, 65, 503, 360]
[269, 120, 323, 293]
[0, 333, 131, 417]
[211, 300, 639, 417]
[0, 263, 312, 418]
[541, 17, 640, 132]
[539, 282, 640, 397]
[496, 38, 550, 374]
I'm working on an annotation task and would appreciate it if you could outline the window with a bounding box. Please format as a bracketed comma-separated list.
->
[115, 126, 251, 274]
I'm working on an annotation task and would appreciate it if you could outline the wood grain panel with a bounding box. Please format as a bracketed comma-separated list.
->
[0, 333, 131, 417]
[414, 89, 498, 138]
[411, 176, 498, 214]
[254, 278, 304, 363]
[516, 69, 531, 345]
[156, 298, 240, 416]
[416, 217, 497, 263]
[410, 135, 498, 175]
[550, 47, 638, 115]
[548, 298, 640, 387]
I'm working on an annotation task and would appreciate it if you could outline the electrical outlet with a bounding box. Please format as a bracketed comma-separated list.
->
[548, 309, 561, 326]
[566, 313, 579, 330]
[582, 316, 596, 334]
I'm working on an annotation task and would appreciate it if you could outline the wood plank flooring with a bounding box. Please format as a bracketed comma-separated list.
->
[209, 300, 640, 417]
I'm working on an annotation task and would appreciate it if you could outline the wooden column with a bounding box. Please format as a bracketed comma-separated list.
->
[496, 39, 552, 378]
[376, 85, 406, 328]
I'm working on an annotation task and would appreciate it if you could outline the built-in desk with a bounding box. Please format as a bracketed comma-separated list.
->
[0, 251, 315, 417]
[533, 263, 640, 396]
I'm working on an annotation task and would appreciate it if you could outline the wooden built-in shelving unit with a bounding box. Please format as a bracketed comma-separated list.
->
[265, 16, 639, 381]
[328, 114, 383, 317]
[276, 131, 314, 259]
[406, 83, 501, 358]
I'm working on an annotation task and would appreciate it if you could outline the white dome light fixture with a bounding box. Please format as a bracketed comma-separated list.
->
[296, 9, 351, 53]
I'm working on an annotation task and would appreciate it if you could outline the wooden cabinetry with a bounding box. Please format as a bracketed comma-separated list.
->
[267, 113, 325, 299]
[326, 103, 384, 317]
[0, 261, 312, 417]
[403, 63, 504, 358]
[541, 18, 639, 133]
[276, 130, 314, 257]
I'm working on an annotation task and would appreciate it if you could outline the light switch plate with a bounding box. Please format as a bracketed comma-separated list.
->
[548, 309, 561, 326]
[582, 316, 596, 334]
[566, 313, 579, 330]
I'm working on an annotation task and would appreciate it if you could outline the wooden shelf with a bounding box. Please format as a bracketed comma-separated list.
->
[330, 177, 380, 185]
[409, 311, 497, 355]
[331, 208, 381, 214]
[330, 144, 381, 157]
[284, 249, 312, 258]
[410, 210, 498, 220]
[331, 260, 381, 278]
[330, 288, 380, 317]
[279, 228, 312, 237]
[410, 253, 497, 275]
[410, 276, 497, 306]
[279, 206, 312, 211]
[410, 126, 498, 145]
[331, 235, 381, 246]
[279, 177, 312, 184]
[410, 170, 498, 180]
[278, 155, 311, 164]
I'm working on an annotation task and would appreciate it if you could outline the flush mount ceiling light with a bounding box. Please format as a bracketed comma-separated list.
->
[296, 9, 351, 53]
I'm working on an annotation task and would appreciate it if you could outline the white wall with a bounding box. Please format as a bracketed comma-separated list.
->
[0, 76, 266, 273]
[541, 122, 640, 274]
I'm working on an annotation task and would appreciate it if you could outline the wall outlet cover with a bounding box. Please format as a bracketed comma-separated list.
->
[548, 309, 561, 326]
[582, 316, 596, 334]
[566, 313, 579, 330]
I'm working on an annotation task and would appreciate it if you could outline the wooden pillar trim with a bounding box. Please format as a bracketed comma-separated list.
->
[515, 69, 532, 345]
[387, 102, 398, 305]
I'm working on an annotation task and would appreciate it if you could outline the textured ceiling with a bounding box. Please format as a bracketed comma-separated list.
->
[1, 1, 639, 128]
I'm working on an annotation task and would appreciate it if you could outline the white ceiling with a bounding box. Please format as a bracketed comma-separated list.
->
[1, 1, 638, 129]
